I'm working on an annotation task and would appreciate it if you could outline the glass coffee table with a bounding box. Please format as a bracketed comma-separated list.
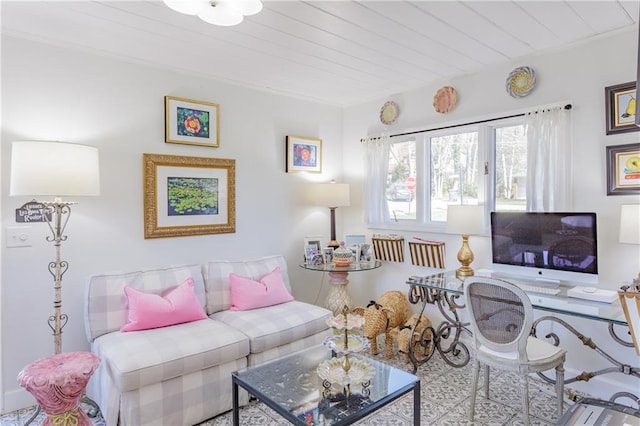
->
[232, 345, 420, 425]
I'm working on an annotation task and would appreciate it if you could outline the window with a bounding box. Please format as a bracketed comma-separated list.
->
[379, 118, 527, 229]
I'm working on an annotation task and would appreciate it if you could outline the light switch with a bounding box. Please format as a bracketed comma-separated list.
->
[6, 226, 32, 248]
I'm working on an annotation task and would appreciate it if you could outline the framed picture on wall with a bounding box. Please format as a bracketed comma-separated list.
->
[165, 96, 220, 147]
[286, 135, 322, 173]
[605, 82, 639, 135]
[143, 153, 236, 238]
[606, 143, 640, 195]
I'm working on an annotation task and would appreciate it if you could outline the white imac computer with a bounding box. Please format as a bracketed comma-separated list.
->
[490, 212, 598, 286]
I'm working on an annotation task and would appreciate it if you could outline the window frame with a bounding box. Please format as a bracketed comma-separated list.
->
[373, 116, 525, 232]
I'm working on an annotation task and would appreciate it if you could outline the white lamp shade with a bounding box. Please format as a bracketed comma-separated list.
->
[620, 204, 640, 245]
[312, 183, 350, 208]
[446, 205, 484, 235]
[10, 141, 100, 197]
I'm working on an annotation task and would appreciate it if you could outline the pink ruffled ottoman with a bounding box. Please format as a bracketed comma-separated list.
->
[17, 351, 100, 426]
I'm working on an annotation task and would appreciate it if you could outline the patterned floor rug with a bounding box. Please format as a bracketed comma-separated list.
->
[2, 350, 572, 425]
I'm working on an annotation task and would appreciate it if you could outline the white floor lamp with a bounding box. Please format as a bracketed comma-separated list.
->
[10, 141, 100, 355]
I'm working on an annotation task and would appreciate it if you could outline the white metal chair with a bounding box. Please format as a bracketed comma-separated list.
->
[465, 277, 566, 425]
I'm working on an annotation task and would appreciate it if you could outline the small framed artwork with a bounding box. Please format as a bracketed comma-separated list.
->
[286, 135, 322, 173]
[605, 82, 639, 135]
[606, 143, 640, 195]
[143, 153, 235, 238]
[165, 96, 220, 147]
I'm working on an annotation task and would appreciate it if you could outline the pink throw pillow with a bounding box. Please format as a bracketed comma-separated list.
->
[120, 277, 207, 332]
[229, 267, 294, 311]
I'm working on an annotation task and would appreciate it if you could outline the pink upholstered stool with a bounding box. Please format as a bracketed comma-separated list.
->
[17, 351, 100, 426]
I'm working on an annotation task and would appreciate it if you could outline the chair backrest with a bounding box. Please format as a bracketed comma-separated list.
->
[465, 276, 534, 361]
[618, 290, 640, 355]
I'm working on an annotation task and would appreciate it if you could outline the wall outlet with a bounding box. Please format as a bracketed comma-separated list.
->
[6, 226, 32, 248]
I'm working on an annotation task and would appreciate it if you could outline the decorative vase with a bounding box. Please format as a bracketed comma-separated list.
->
[332, 242, 353, 267]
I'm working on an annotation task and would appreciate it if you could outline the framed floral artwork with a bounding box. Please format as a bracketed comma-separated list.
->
[605, 82, 638, 135]
[286, 135, 322, 173]
[143, 153, 235, 238]
[606, 143, 640, 195]
[165, 96, 220, 147]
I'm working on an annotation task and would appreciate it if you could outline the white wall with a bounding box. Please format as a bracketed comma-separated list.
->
[341, 29, 640, 401]
[0, 35, 345, 411]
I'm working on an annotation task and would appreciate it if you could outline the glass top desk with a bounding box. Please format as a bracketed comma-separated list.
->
[231, 344, 419, 426]
[300, 261, 382, 314]
[404, 270, 637, 402]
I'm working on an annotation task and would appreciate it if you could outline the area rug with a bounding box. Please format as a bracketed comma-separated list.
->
[2, 350, 570, 425]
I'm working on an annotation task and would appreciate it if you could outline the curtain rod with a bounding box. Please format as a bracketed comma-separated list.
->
[360, 103, 572, 142]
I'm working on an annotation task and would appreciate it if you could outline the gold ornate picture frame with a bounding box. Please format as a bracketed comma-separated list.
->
[165, 96, 220, 147]
[143, 153, 235, 238]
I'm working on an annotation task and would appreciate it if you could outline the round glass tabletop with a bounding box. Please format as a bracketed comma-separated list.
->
[299, 260, 382, 273]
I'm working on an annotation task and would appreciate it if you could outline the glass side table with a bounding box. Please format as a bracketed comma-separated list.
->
[300, 261, 382, 314]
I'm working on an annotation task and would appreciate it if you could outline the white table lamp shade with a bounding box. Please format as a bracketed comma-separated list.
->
[313, 183, 350, 208]
[10, 141, 100, 197]
[619, 204, 640, 245]
[446, 205, 484, 235]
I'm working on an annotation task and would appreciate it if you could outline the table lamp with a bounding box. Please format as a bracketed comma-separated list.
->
[619, 204, 640, 289]
[10, 141, 100, 354]
[447, 205, 484, 280]
[313, 181, 350, 249]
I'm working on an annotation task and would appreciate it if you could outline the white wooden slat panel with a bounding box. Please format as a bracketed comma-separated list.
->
[242, 6, 437, 83]
[95, 1, 397, 88]
[365, 1, 508, 65]
[620, 1, 640, 22]
[239, 9, 429, 85]
[517, 1, 594, 42]
[2, 0, 638, 106]
[417, 1, 534, 59]
[568, 1, 636, 34]
[0, 2, 366, 105]
[316, 0, 481, 72]
[269, 1, 458, 76]
[464, 1, 560, 50]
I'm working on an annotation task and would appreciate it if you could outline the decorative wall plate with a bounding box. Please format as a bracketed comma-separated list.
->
[433, 86, 457, 113]
[506, 66, 536, 98]
[380, 101, 399, 125]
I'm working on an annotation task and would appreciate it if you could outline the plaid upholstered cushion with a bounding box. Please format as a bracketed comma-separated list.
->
[92, 318, 249, 392]
[204, 255, 291, 314]
[211, 300, 331, 353]
[84, 265, 205, 341]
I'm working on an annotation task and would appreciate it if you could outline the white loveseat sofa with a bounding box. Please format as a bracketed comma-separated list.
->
[84, 255, 331, 426]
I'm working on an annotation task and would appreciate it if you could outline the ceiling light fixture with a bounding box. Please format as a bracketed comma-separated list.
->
[163, 0, 263, 26]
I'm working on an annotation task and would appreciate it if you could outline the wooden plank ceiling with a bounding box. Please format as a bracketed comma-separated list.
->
[2, 1, 638, 106]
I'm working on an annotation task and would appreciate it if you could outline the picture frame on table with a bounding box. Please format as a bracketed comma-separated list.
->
[286, 135, 322, 173]
[303, 236, 324, 264]
[143, 153, 235, 238]
[165, 96, 220, 147]
[322, 247, 334, 264]
[605, 82, 639, 135]
[606, 143, 640, 195]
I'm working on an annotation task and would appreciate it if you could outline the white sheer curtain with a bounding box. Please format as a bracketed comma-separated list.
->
[524, 106, 572, 212]
[363, 134, 391, 226]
